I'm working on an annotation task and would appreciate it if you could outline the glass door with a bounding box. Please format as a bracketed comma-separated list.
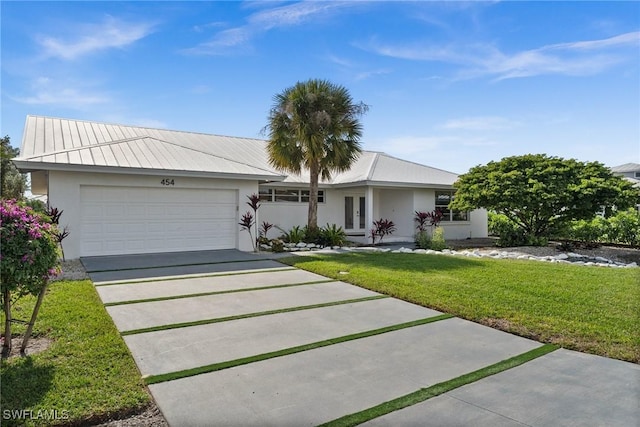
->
[345, 196, 365, 232]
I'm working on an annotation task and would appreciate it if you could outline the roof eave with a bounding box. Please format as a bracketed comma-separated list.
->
[13, 160, 286, 182]
[332, 180, 456, 189]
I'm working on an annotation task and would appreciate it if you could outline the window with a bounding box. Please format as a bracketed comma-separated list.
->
[258, 188, 273, 202]
[435, 190, 468, 222]
[301, 190, 324, 203]
[259, 187, 324, 203]
[635, 172, 640, 178]
[274, 188, 299, 202]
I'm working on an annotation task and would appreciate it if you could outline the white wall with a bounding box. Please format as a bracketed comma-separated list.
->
[259, 188, 345, 237]
[377, 189, 414, 237]
[259, 186, 488, 241]
[48, 171, 258, 259]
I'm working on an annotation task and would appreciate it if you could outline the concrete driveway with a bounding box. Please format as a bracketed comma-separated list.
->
[84, 250, 639, 427]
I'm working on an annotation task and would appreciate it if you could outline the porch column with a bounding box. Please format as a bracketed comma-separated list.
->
[365, 186, 374, 236]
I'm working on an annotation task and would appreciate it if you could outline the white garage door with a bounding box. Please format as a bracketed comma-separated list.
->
[80, 186, 237, 256]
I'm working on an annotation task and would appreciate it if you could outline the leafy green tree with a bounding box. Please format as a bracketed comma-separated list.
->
[0, 136, 27, 200]
[265, 79, 368, 230]
[451, 154, 639, 243]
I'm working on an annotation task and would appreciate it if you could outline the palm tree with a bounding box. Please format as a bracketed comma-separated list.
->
[265, 79, 368, 231]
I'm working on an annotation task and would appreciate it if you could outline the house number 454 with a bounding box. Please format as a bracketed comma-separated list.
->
[160, 179, 175, 186]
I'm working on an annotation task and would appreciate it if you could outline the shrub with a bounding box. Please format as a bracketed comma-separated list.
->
[488, 212, 548, 247]
[430, 226, 447, 250]
[414, 230, 431, 249]
[279, 225, 305, 244]
[568, 216, 608, 247]
[607, 208, 640, 246]
[370, 218, 396, 245]
[302, 225, 321, 244]
[1, 199, 60, 356]
[320, 223, 346, 247]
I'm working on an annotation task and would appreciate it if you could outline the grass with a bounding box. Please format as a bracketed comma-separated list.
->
[319, 343, 559, 427]
[1, 280, 150, 426]
[120, 295, 388, 335]
[283, 253, 640, 363]
[145, 314, 452, 385]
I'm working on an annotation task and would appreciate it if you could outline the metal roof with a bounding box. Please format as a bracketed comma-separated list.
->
[16, 115, 458, 186]
[16, 116, 283, 180]
[279, 151, 458, 187]
[611, 163, 640, 173]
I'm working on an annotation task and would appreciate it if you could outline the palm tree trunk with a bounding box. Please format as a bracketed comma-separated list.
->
[308, 163, 319, 230]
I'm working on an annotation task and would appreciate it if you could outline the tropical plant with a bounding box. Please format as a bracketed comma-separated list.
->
[45, 206, 70, 261]
[258, 221, 274, 245]
[320, 223, 347, 247]
[370, 218, 396, 245]
[265, 79, 368, 232]
[279, 225, 305, 244]
[1, 199, 60, 357]
[451, 154, 639, 245]
[414, 210, 443, 233]
[239, 212, 256, 251]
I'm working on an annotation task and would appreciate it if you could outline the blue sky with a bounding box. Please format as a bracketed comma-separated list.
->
[2, 1, 638, 173]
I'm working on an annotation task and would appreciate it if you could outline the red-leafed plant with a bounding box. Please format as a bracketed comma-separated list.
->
[45, 206, 70, 261]
[239, 211, 256, 251]
[370, 218, 396, 245]
[240, 194, 262, 252]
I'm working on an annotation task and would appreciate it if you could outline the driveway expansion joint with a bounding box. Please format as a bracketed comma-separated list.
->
[103, 279, 336, 306]
[120, 295, 390, 336]
[318, 343, 559, 427]
[144, 314, 454, 385]
[93, 267, 296, 286]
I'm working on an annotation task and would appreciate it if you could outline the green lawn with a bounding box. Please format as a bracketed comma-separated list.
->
[283, 253, 640, 363]
[1, 280, 150, 426]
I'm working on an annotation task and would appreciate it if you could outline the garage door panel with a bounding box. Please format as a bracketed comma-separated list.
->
[80, 186, 238, 256]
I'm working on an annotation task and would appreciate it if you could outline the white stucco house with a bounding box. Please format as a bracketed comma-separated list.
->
[14, 115, 487, 259]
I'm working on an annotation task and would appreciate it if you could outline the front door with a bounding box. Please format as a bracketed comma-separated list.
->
[344, 196, 366, 232]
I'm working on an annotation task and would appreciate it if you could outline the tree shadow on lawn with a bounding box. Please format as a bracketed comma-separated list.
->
[0, 356, 55, 419]
[289, 252, 485, 273]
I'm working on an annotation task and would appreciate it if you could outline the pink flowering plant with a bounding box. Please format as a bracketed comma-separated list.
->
[1, 199, 60, 356]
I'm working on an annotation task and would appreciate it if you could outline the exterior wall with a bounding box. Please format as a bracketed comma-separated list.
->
[260, 185, 489, 242]
[412, 188, 488, 240]
[259, 188, 345, 237]
[377, 189, 414, 238]
[48, 170, 258, 259]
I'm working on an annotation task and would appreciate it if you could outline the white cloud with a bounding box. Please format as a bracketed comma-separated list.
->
[441, 116, 520, 131]
[184, 1, 362, 55]
[361, 31, 640, 80]
[37, 15, 155, 60]
[11, 77, 110, 108]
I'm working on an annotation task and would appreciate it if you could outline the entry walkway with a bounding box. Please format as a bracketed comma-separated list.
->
[84, 250, 639, 426]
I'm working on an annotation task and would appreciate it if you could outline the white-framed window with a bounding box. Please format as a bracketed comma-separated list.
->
[259, 187, 325, 203]
[435, 190, 468, 222]
[634, 172, 640, 178]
